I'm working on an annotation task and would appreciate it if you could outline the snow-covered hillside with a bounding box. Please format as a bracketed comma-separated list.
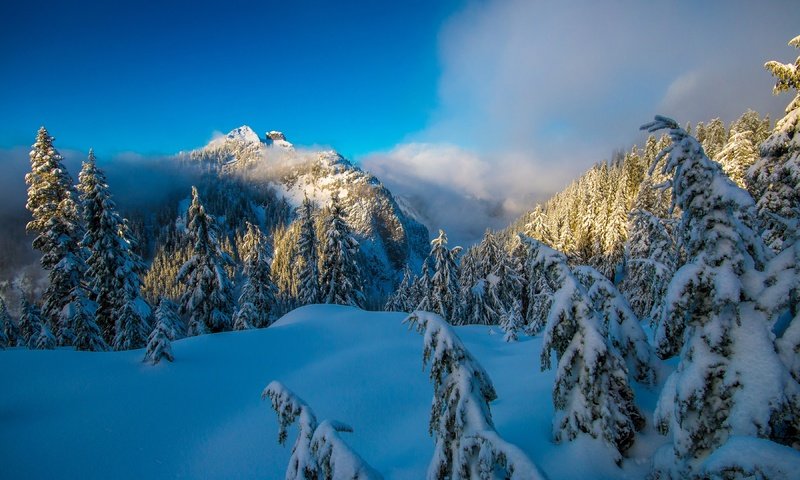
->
[1, 305, 674, 479]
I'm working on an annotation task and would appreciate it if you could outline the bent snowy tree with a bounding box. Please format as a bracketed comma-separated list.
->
[641, 115, 800, 479]
[520, 235, 644, 464]
[404, 311, 544, 480]
[262, 381, 382, 480]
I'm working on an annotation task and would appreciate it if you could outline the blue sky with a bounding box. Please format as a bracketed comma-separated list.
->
[2, 0, 799, 243]
[0, 0, 460, 158]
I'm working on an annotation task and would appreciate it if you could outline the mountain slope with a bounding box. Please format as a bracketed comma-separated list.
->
[184, 127, 429, 301]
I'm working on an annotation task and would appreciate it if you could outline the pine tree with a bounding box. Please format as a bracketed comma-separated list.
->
[18, 296, 44, 349]
[71, 288, 106, 351]
[34, 321, 56, 350]
[262, 381, 382, 480]
[619, 209, 676, 328]
[404, 312, 544, 480]
[521, 235, 644, 463]
[25, 128, 86, 343]
[701, 117, 728, 160]
[500, 299, 523, 342]
[748, 35, 800, 252]
[79, 152, 151, 345]
[0, 296, 18, 347]
[319, 194, 364, 307]
[178, 187, 235, 334]
[153, 298, 182, 340]
[234, 222, 277, 329]
[25, 127, 75, 238]
[717, 130, 759, 189]
[385, 264, 413, 312]
[144, 313, 174, 365]
[421, 230, 461, 323]
[296, 196, 321, 306]
[574, 266, 656, 385]
[642, 116, 799, 478]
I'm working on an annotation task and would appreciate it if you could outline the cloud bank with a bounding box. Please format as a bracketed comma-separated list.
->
[363, 0, 799, 245]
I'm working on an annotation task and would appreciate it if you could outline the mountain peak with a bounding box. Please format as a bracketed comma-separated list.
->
[224, 125, 261, 144]
[265, 130, 294, 150]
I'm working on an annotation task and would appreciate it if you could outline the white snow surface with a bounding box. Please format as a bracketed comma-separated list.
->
[0, 305, 672, 479]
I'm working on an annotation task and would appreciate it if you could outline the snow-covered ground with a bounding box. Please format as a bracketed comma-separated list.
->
[0, 305, 671, 479]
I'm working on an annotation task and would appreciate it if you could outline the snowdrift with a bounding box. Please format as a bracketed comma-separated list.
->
[0, 305, 667, 479]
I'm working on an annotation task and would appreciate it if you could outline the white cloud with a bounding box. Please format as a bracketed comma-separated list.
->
[361, 0, 799, 245]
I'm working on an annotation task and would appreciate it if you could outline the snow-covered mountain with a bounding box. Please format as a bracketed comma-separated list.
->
[184, 126, 430, 300]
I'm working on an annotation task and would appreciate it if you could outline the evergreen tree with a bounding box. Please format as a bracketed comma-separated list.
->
[521, 235, 644, 464]
[153, 298, 182, 340]
[574, 266, 657, 385]
[79, 152, 150, 345]
[701, 117, 728, 160]
[263, 381, 382, 480]
[319, 194, 364, 307]
[404, 312, 544, 480]
[0, 296, 18, 347]
[144, 313, 174, 365]
[421, 230, 461, 323]
[748, 35, 800, 251]
[296, 196, 321, 306]
[25, 127, 75, 239]
[500, 298, 523, 343]
[233, 222, 277, 329]
[18, 296, 44, 349]
[34, 321, 56, 350]
[71, 288, 106, 351]
[717, 130, 759, 188]
[25, 128, 86, 342]
[642, 116, 799, 478]
[384, 264, 413, 312]
[619, 209, 676, 327]
[177, 187, 235, 334]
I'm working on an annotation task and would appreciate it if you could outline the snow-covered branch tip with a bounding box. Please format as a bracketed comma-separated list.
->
[640, 115, 679, 134]
[262, 381, 383, 480]
[403, 311, 545, 480]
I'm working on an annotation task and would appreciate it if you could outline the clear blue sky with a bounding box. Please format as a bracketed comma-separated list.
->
[0, 0, 462, 159]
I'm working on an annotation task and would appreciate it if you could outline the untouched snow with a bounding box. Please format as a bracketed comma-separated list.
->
[0, 305, 668, 479]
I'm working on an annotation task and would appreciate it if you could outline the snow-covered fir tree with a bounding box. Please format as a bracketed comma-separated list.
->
[619, 209, 676, 327]
[18, 296, 44, 349]
[500, 298, 523, 342]
[296, 196, 321, 306]
[748, 35, 800, 252]
[24, 128, 87, 343]
[262, 381, 382, 480]
[25, 127, 76, 239]
[177, 187, 235, 335]
[0, 295, 18, 347]
[319, 194, 364, 307]
[233, 222, 277, 329]
[71, 288, 106, 351]
[641, 115, 799, 478]
[144, 312, 174, 365]
[420, 230, 461, 323]
[573, 266, 656, 385]
[79, 151, 151, 346]
[520, 235, 644, 463]
[34, 321, 56, 350]
[404, 311, 544, 480]
[384, 264, 413, 312]
[717, 130, 759, 189]
[153, 298, 182, 340]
